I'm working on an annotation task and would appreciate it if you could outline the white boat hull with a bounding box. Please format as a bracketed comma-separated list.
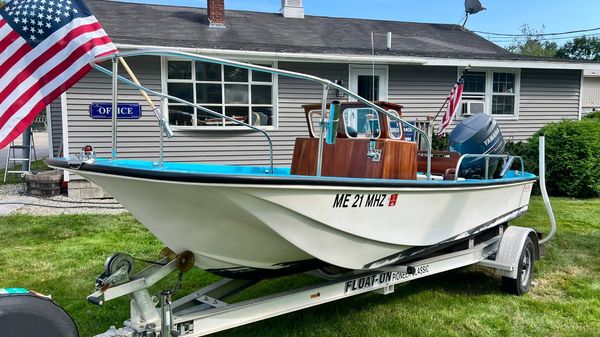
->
[64, 168, 534, 276]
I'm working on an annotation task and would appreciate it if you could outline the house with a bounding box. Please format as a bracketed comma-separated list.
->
[47, 0, 598, 190]
[582, 69, 600, 114]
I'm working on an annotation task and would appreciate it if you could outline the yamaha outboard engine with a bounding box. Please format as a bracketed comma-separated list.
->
[449, 113, 504, 179]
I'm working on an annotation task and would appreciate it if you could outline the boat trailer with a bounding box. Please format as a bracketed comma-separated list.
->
[88, 224, 540, 337]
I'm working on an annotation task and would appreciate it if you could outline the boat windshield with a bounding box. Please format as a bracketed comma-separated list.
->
[342, 108, 381, 138]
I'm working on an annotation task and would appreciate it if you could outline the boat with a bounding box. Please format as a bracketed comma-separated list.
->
[46, 50, 536, 279]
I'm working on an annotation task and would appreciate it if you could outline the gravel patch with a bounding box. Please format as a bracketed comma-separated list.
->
[0, 183, 127, 216]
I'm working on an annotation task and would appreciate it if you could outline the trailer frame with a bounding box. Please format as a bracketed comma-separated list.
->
[92, 225, 539, 337]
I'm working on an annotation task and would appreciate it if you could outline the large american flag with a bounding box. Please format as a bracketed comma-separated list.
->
[0, 0, 116, 149]
[437, 76, 465, 135]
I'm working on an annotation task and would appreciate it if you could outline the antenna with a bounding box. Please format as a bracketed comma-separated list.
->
[371, 30, 375, 101]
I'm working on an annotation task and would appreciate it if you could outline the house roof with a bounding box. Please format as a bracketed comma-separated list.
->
[90, 0, 590, 66]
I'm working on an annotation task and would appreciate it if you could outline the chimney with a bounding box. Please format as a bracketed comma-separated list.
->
[207, 0, 226, 28]
[281, 0, 304, 18]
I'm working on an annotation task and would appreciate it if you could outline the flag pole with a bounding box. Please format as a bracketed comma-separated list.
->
[432, 65, 471, 123]
[432, 97, 450, 122]
[431, 65, 471, 131]
[118, 57, 157, 110]
[117, 57, 174, 146]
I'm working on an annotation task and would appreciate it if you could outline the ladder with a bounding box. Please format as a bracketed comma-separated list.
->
[3, 131, 37, 183]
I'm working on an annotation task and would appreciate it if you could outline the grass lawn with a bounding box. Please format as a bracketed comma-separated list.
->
[0, 196, 598, 337]
[0, 159, 50, 185]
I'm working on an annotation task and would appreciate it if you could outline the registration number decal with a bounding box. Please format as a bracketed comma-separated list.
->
[333, 193, 398, 208]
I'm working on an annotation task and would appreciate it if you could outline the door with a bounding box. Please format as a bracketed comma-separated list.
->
[349, 65, 389, 101]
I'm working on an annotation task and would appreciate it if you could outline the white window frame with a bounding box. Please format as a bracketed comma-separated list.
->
[348, 64, 389, 101]
[459, 67, 521, 120]
[160, 57, 279, 130]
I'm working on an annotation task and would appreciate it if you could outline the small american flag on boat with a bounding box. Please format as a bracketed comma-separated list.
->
[437, 75, 465, 135]
[0, 0, 116, 148]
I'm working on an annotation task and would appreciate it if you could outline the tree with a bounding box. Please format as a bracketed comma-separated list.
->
[506, 24, 559, 57]
[556, 36, 600, 61]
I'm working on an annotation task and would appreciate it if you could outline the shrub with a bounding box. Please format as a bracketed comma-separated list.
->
[432, 134, 449, 151]
[504, 140, 536, 169]
[583, 110, 600, 121]
[506, 119, 600, 198]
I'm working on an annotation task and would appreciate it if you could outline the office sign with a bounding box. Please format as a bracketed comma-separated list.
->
[89, 103, 142, 119]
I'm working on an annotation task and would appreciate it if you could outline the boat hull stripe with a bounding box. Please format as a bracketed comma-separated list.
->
[47, 159, 537, 189]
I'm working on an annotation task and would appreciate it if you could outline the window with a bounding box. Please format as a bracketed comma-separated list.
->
[164, 59, 275, 128]
[461, 69, 520, 118]
[491, 73, 516, 115]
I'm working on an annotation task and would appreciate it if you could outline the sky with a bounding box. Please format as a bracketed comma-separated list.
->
[118, 0, 600, 47]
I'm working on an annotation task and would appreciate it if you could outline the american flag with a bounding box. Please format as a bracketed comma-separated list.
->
[437, 77, 465, 135]
[0, 0, 116, 149]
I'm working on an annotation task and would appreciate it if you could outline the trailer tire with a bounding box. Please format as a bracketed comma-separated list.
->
[0, 292, 79, 337]
[501, 237, 536, 296]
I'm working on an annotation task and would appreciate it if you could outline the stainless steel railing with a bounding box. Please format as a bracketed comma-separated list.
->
[91, 49, 432, 178]
[454, 154, 525, 180]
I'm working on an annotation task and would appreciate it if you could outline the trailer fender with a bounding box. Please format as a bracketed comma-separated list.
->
[494, 226, 539, 279]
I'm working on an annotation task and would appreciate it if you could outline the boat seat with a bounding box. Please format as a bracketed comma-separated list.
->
[417, 151, 460, 176]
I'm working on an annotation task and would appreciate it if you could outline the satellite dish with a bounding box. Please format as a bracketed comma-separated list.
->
[465, 0, 486, 15]
[461, 0, 485, 28]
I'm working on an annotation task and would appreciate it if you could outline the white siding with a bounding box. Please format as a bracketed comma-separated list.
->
[388, 65, 457, 118]
[503, 69, 580, 141]
[49, 98, 63, 156]
[582, 76, 600, 113]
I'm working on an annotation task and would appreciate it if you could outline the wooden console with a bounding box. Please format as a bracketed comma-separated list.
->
[291, 138, 417, 180]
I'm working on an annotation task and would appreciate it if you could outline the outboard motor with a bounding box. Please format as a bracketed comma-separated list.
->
[449, 113, 504, 179]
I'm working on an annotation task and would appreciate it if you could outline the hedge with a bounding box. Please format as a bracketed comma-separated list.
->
[505, 118, 600, 198]
[583, 110, 600, 121]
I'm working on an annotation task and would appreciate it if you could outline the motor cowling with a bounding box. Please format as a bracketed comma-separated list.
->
[449, 113, 505, 179]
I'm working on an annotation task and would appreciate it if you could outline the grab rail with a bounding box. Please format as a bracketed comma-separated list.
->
[454, 154, 525, 180]
[92, 50, 432, 178]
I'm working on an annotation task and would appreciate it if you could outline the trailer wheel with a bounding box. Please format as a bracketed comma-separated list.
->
[0, 292, 79, 337]
[501, 237, 536, 295]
